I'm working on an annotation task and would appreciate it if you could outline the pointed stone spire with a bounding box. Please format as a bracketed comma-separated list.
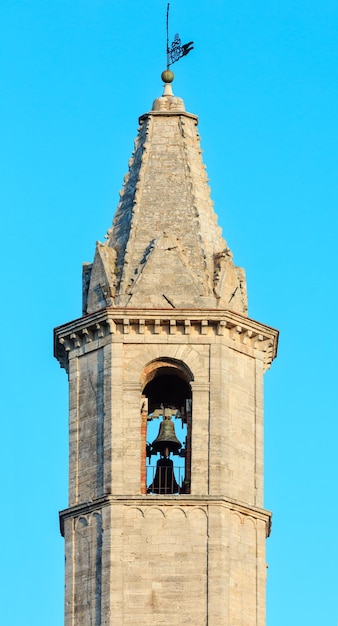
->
[84, 79, 248, 314]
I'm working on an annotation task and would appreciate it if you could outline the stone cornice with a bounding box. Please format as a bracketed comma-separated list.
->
[54, 307, 278, 372]
[139, 110, 198, 124]
[59, 494, 272, 538]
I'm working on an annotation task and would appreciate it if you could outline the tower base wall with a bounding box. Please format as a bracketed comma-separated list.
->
[61, 497, 270, 626]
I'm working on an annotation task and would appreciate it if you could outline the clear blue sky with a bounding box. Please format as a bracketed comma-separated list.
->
[1, 1, 337, 624]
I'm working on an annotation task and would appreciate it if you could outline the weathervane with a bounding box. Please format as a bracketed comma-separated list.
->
[162, 3, 193, 83]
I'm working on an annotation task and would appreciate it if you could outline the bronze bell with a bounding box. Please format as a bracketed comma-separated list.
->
[147, 457, 180, 494]
[151, 414, 182, 456]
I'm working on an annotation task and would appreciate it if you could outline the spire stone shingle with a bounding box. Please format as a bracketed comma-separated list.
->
[84, 86, 247, 314]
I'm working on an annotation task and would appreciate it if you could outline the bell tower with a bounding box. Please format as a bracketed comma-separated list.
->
[55, 75, 278, 625]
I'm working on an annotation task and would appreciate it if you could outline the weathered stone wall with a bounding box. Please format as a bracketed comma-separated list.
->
[68, 345, 113, 506]
[63, 500, 268, 626]
[65, 315, 269, 507]
[56, 308, 276, 625]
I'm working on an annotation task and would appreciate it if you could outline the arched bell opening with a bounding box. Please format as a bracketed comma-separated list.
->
[140, 359, 192, 495]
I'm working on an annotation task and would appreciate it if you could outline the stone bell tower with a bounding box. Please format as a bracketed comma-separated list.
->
[55, 76, 278, 625]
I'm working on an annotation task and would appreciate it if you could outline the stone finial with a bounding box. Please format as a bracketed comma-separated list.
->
[152, 93, 185, 112]
[152, 76, 185, 112]
[161, 69, 174, 84]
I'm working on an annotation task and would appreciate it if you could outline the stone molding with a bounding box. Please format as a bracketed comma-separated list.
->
[54, 308, 278, 372]
[139, 110, 198, 124]
[59, 494, 272, 538]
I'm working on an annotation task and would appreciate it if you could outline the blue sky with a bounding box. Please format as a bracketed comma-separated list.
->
[1, 1, 337, 624]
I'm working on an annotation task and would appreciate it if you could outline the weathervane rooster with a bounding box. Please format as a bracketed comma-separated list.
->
[166, 3, 194, 70]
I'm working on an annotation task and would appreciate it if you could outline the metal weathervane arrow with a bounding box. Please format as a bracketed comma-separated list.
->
[166, 3, 194, 70]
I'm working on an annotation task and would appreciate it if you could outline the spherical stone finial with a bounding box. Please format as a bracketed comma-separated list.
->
[161, 69, 174, 84]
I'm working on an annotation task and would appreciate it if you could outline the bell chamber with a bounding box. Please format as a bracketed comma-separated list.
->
[142, 363, 192, 495]
[147, 411, 183, 494]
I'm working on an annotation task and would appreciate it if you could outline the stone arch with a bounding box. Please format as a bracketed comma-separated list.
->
[124, 343, 208, 386]
[187, 506, 208, 520]
[140, 357, 194, 390]
[125, 506, 145, 518]
[75, 515, 89, 529]
[143, 506, 166, 519]
[166, 506, 188, 520]
[243, 515, 256, 530]
[89, 510, 102, 524]
[230, 510, 244, 529]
